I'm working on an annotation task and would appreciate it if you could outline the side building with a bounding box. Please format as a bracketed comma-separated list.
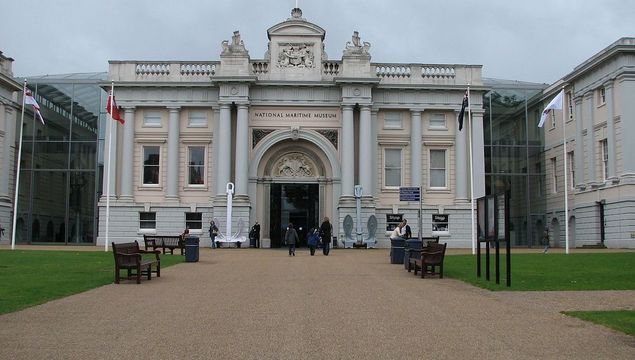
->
[541, 38, 635, 249]
[102, 8, 486, 248]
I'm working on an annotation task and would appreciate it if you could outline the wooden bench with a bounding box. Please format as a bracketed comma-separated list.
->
[112, 241, 161, 284]
[409, 242, 447, 278]
[406, 237, 439, 271]
[144, 235, 185, 255]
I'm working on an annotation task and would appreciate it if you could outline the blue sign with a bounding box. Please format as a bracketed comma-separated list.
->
[399, 187, 420, 201]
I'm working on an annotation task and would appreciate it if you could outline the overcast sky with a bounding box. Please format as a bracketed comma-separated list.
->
[1, 0, 632, 84]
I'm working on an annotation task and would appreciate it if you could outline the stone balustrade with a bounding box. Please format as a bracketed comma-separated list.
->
[323, 61, 341, 76]
[251, 61, 269, 75]
[109, 60, 480, 85]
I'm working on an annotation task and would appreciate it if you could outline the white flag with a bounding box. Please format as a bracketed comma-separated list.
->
[24, 90, 45, 125]
[538, 90, 564, 128]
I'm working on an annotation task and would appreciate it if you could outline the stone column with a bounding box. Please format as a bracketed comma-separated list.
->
[359, 105, 372, 193]
[341, 105, 354, 196]
[619, 76, 635, 174]
[584, 92, 596, 183]
[604, 81, 616, 178]
[102, 115, 118, 200]
[212, 107, 220, 199]
[166, 107, 181, 201]
[455, 110, 468, 201]
[120, 107, 135, 200]
[0, 107, 15, 201]
[235, 104, 249, 198]
[370, 109, 378, 196]
[216, 104, 232, 196]
[410, 110, 422, 187]
[574, 96, 584, 187]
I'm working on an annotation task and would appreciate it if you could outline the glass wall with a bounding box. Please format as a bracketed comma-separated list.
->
[483, 79, 547, 247]
[15, 73, 106, 244]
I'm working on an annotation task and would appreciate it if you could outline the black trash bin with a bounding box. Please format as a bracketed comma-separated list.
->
[404, 239, 423, 270]
[185, 236, 199, 262]
[390, 238, 406, 264]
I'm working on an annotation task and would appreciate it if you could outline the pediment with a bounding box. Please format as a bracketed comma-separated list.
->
[267, 21, 325, 41]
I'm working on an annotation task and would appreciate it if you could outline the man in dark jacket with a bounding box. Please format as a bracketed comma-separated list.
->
[249, 221, 261, 248]
[319, 217, 333, 256]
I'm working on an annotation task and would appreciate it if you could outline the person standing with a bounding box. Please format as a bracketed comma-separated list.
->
[209, 220, 219, 248]
[285, 222, 298, 256]
[320, 217, 332, 256]
[390, 221, 405, 241]
[249, 221, 261, 248]
[401, 219, 412, 239]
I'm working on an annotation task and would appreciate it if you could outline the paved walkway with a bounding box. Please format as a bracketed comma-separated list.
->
[1, 248, 634, 359]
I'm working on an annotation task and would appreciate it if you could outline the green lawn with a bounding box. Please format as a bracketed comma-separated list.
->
[563, 311, 635, 336]
[0, 250, 184, 314]
[444, 252, 635, 291]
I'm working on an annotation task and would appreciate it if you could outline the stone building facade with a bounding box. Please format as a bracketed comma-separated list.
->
[102, 8, 485, 248]
[541, 38, 635, 248]
[0, 52, 21, 243]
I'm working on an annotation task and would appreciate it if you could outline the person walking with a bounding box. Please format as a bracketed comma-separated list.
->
[319, 217, 332, 256]
[285, 222, 298, 256]
[307, 228, 320, 256]
[209, 220, 219, 248]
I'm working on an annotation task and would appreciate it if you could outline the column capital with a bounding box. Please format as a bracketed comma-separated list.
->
[574, 95, 584, 104]
[603, 79, 615, 90]
[219, 103, 231, 110]
[122, 105, 136, 111]
[167, 106, 181, 112]
[410, 109, 424, 114]
[341, 104, 354, 111]
[236, 103, 250, 110]
[583, 91, 594, 100]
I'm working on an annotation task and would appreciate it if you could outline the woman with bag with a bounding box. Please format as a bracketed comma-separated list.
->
[319, 217, 332, 256]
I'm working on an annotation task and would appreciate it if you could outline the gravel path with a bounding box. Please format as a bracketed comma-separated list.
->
[1, 248, 634, 359]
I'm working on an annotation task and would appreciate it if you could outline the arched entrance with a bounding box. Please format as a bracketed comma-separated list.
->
[249, 130, 340, 248]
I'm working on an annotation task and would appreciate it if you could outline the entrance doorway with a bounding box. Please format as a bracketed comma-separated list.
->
[270, 183, 319, 248]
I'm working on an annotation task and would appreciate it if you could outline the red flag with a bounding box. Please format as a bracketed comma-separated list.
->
[25, 90, 45, 125]
[106, 91, 125, 124]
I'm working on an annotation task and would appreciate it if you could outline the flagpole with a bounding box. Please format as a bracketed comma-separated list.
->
[10, 80, 28, 250]
[467, 85, 475, 255]
[104, 82, 114, 252]
[562, 87, 569, 254]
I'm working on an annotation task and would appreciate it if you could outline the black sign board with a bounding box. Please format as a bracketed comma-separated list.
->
[386, 214, 403, 223]
[399, 186, 420, 201]
[432, 214, 448, 223]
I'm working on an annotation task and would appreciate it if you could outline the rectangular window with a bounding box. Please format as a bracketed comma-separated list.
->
[429, 113, 446, 129]
[384, 148, 402, 187]
[430, 149, 447, 188]
[551, 157, 557, 193]
[432, 214, 449, 233]
[139, 212, 156, 230]
[568, 151, 575, 189]
[143, 146, 160, 185]
[143, 111, 162, 127]
[188, 146, 205, 185]
[384, 112, 402, 129]
[185, 212, 203, 230]
[601, 139, 608, 180]
[188, 111, 208, 127]
[599, 87, 606, 105]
